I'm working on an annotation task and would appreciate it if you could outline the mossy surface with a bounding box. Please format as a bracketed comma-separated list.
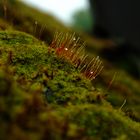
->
[0, 30, 101, 105]
[0, 30, 140, 140]
[0, 1, 140, 140]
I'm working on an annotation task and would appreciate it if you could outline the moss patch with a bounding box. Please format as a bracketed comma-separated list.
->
[0, 30, 140, 140]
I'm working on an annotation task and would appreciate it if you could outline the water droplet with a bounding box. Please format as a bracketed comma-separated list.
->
[90, 71, 93, 74]
[64, 48, 68, 51]
[35, 21, 38, 25]
[73, 37, 76, 41]
[92, 77, 95, 79]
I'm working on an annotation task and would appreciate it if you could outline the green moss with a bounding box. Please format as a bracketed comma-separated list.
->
[0, 2, 140, 139]
[0, 18, 12, 30]
[58, 104, 140, 140]
[0, 30, 99, 105]
[0, 71, 140, 140]
[0, 29, 140, 140]
[0, 30, 38, 45]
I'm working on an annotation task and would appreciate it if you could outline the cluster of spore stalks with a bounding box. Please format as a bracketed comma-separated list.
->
[50, 32, 103, 80]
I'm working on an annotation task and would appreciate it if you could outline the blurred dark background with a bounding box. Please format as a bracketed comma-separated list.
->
[71, 0, 140, 78]
[88, 0, 140, 78]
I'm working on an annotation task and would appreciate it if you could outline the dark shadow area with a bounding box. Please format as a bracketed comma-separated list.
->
[89, 0, 140, 79]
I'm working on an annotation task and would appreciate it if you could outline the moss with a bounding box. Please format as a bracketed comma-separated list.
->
[0, 1, 140, 139]
[0, 30, 99, 104]
[58, 105, 140, 140]
[0, 29, 139, 140]
[0, 18, 12, 30]
[0, 30, 38, 45]
[0, 71, 140, 140]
